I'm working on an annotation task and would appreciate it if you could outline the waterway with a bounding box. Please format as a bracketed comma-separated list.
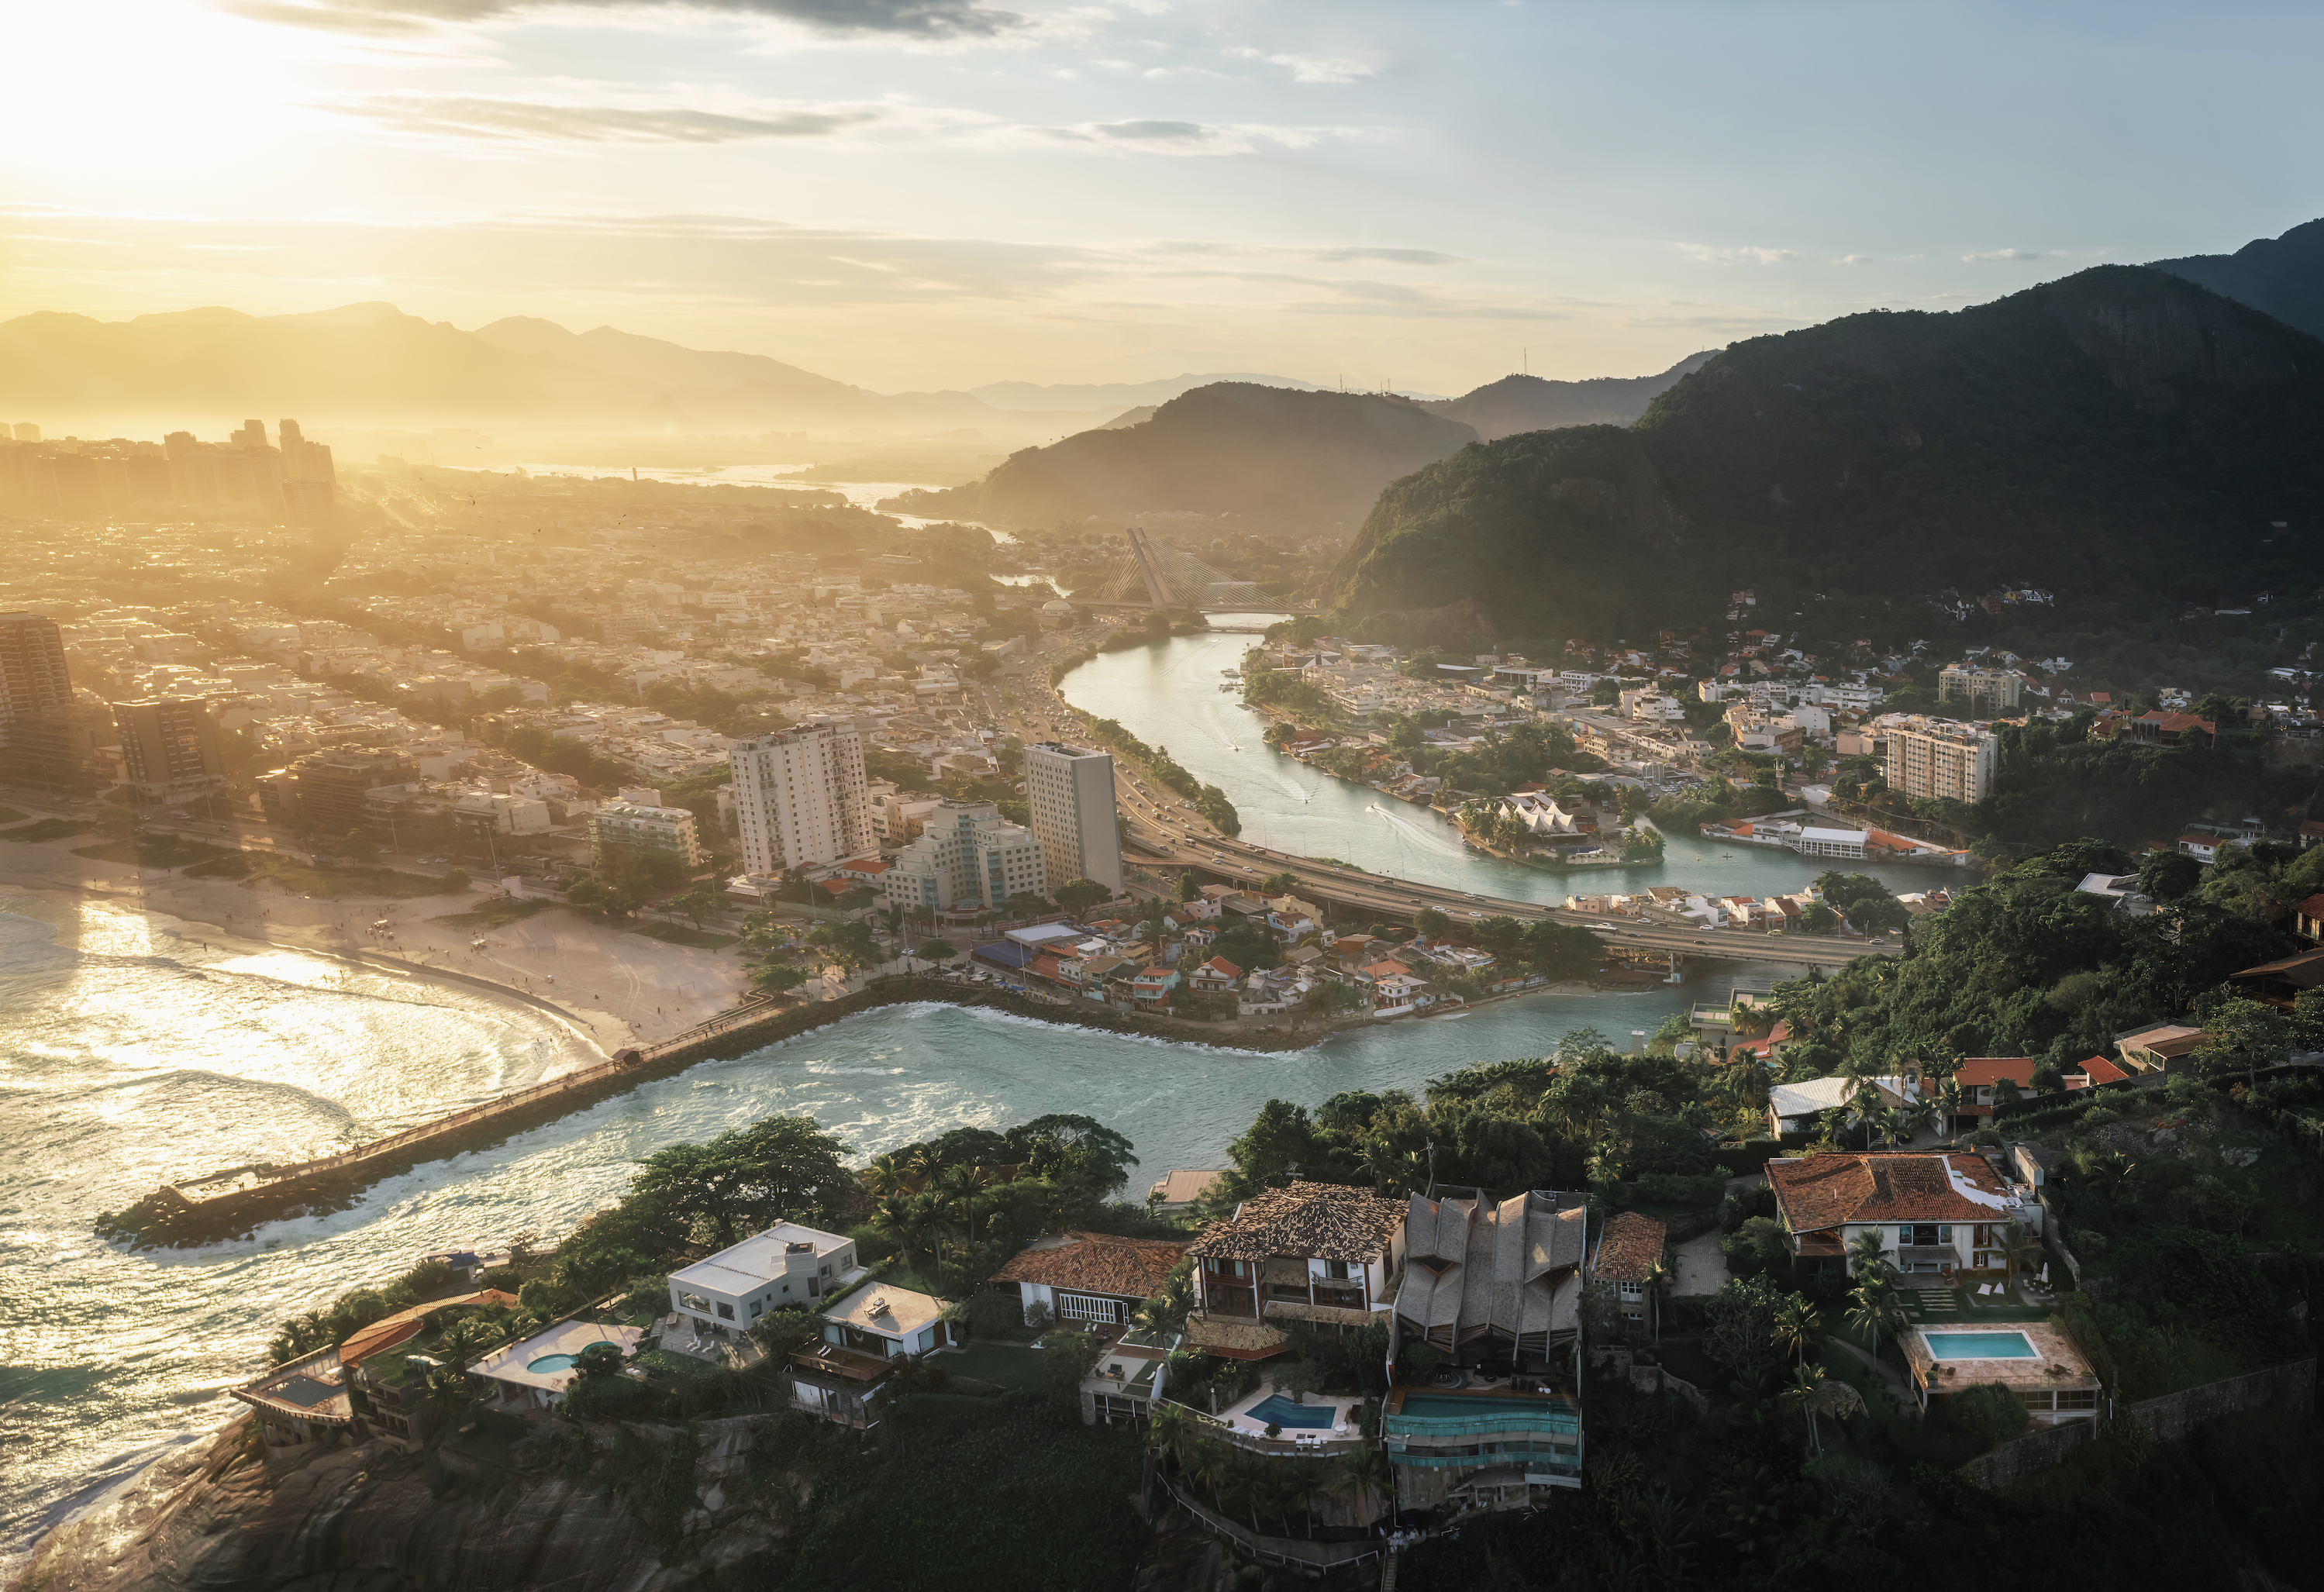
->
[1055, 622, 1960, 906]
[0, 887, 1684, 1562]
[0, 614, 1925, 1563]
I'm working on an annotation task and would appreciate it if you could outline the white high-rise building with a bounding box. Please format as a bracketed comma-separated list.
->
[1878, 715, 1998, 804]
[731, 723, 874, 877]
[1024, 741, 1122, 895]
[881, 801, 1046, 915]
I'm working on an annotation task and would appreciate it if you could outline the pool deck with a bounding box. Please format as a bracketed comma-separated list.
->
[1902, 1319, 2098, 1405]
[1384, 1379, 1577, 1415]
[1218, 1377, 1359, 1440]
[470, 1319, 643, 1397]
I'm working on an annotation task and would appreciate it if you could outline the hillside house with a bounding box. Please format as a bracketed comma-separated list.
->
[1188, 1181, 1406, 1349]
[1767, 1151, 2037, 1276]
[989, 1231, 1189, 1330]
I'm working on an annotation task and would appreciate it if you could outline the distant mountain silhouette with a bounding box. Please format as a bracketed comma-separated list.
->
[967, 374, 1322, 409]
[1325, 266, 2324, 643]
[1420, 351, 1719, 439]
[883, 384, 1478, 527]
[2150, 218, 2324, 341]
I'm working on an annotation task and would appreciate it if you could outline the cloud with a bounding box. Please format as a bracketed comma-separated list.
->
[226, 0, 1022, 40]
[1139, 241, 1464, 266]
[334, 94, 884, 143]
[1837, 253, 1876, 265]
[1222, 45, 1374, 83]
[1026, 119, 1324, 155]
[1679, 243, 1798, 265]
[1963, 247, 2043, 262]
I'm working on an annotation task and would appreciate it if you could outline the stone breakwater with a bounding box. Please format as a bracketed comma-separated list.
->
[94, 978, 1309, 1249]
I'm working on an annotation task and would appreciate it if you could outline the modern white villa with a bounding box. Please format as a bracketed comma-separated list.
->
[666, 1220, 861, 1342]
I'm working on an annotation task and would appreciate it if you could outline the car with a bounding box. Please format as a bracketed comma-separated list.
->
[1595, 922, 1618, 931]
[1767, 928, 1785, 936]
[1698, 924, 1715, 932]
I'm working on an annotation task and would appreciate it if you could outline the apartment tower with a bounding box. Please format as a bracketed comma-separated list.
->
[1024, 741, 1123, 894]
[731, 722, 874, 877]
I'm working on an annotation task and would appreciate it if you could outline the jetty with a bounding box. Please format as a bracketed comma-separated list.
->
[96, 977, 1273, 1249]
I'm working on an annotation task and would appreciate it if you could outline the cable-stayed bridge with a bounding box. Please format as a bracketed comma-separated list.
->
[1072, 526, 1319, 615]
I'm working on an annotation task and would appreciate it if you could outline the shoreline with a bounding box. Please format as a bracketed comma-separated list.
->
[0, 827, 750, 1051]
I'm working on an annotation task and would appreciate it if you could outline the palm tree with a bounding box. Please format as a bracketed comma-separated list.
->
[1642, 1253, 1675, 1342]
[1848, 1275, 1899, 1359]
[863, 1153, 911, 1198]
[934, 1163, 985, 1246]
[1997, 1220, 2039, 1294]
[1772, 1293, 1819, 1365]
[1360, 1138, 1422, 1197]
[1329, 1442, 1391, 1528]
[1146, 1400, 1187, 1464]
[1900, 1096, 1939, 1144]
[1786, 1362, 1829, 1455]
[1846, 1226, 1889, 1281]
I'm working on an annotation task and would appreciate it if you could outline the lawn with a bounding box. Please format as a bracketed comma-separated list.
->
[3, 818, 96, 842]
[627, 921, 739, 950]
[432, 899, 554, 930]
[939, 1339, 1050, 1394]
[71, 833, 238, 869]
[171, 849, 457, 899]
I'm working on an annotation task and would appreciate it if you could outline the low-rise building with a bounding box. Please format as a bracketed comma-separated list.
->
[590, 798, 705, 870]
[1591, 1211, 1668, 1338]
[667, 1220, 860, 1342]
[1188, 1181, 1405, 1356]
[988, 1231, 1189, 1329]
[1767, 1151, 2035, 1275]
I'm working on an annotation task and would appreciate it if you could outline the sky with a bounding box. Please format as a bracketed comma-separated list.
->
[2, 0, 2319, 395]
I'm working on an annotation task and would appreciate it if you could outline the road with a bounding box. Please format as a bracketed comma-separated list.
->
[989, 648, 1896, 973]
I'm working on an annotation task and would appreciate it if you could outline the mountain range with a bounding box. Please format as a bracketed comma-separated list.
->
[883, 353, 1717, 525]
[1325, 264, 2324, 645]
[2150, 216, 2324, 342]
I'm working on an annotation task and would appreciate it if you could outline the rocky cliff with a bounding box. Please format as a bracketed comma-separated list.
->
[19, 1414, 781, 1592]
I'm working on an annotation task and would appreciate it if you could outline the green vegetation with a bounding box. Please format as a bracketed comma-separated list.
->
[169, 846, 453, 898]
[1329, 267, 2324, 686]
[430, 898, 553, 930]
[1084, 716, 1240, 836]
[626, 921, 739, 950]
[2, 817, 98, 842]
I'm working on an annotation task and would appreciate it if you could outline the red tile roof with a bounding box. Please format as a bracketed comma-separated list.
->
[1952, 1057, 2036, 1087]
[1594, 1211, 1667, 1283]
[1767, 1152, 2013, 1231]
[1200, 956, 1243, 978]
[2075, 1054, 2132, 1085]
[990, 1232, 1190, 1299]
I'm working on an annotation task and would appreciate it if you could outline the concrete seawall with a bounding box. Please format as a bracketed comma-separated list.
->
[95, 977, 1294, 1248]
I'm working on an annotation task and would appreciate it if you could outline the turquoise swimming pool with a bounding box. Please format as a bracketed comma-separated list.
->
[1246, 1394, 1336, 1429]
[1922, 1331, 2037, 1359]
[528, 1341, 620, 1374]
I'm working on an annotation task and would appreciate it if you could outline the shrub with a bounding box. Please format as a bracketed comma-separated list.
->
[1637, 1170, 1729, 1207]
[1943, 1380, 2030, 1449]
[1719, 1183, 1777, 1234]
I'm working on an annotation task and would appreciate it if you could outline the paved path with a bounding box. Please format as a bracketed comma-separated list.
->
[1822, 1335, 1915, 1415]
[1671, 1229, 1731, 1297]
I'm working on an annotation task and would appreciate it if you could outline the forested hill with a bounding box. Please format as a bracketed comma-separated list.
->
[1324, 266, 2324, 644]
[2150, 215, 2324, 341]
[882, 384, 1480, 528]
[1421, 350, 1718, 439]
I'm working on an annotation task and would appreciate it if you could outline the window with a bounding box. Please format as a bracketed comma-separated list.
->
[1619, 1280, 1643, 1297]
[2056, 1389, 2098, 1411]
[716, 1302, 734, 1319]
[1322, 1259, 1350, 1280]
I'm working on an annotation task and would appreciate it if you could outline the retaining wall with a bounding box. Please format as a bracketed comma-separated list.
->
[1959, 1359, 2315, 1490]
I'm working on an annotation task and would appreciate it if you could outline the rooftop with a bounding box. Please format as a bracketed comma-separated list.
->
[668, 1220, 852, 1295]
[1191, 1181, 1408, 1264]
[469, 1319, 644, 1396]
[822, 1278, 947, 1340]
[1768, 1152, 2015, 1232]
[1593, 1211, 1667, 1284]
[989, 1232, 1189, 1299]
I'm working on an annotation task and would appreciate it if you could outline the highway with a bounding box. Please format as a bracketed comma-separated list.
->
[988, 646, 1892, 973]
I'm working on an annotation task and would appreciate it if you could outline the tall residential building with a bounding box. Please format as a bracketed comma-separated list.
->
[591, 800, 706, 871]
[730, 723, 874, 877]
[1937, 664, 2022, 718]
[1024, 741, 1122, 894]
[0, 612, 78, 791]
[1, 612, 71, 721]
[1880, 716, 1998, 804]
[113, 698, 224, 801]
[881, 801, 1046, 915]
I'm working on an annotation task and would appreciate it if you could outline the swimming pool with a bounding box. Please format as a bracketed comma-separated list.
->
[1394, 1394, 1578, 1427]
[527, 1341, 621, 1374]
[1922, 1331, 2037, 1359]
[1246, 1394, 1336, 1429]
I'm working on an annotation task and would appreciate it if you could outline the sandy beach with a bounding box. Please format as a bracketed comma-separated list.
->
[0, 824, 749, 1053]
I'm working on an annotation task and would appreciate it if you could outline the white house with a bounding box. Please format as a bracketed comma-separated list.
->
[1767, 1151, 2040, 1275]
[667, 1221, 860, 1341]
